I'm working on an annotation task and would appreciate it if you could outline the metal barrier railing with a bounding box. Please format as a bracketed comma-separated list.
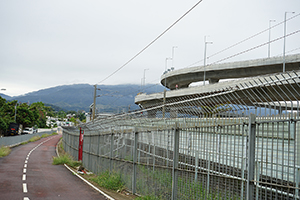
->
[63, 70, 300, 199]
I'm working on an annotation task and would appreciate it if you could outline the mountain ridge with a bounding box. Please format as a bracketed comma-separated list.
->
[0, 84, 165, 113]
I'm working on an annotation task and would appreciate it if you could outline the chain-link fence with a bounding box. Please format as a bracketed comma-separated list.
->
[62, 70, 300, 199]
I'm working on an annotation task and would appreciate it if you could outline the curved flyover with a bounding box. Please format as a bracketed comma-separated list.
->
[161, 54, 300, 90]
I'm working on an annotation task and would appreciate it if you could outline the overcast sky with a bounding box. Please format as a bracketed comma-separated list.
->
[1, 0, 299, 96]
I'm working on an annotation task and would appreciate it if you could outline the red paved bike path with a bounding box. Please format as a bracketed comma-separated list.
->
[0, 134, 107, 200]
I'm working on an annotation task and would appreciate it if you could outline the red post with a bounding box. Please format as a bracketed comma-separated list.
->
[78, 127, 84, 161]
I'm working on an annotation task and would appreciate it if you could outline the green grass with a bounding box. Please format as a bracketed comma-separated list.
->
[27, 132, 58, 143]
[52, 153, 82, 168]
[135, 196, 160, 200]
[41, 132, 58, 138]
[89, 170, 125, 191]
[28, 136, 41, 142]
[0, 146, 11, 157]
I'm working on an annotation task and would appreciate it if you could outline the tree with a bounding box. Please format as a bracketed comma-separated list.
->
[16, 103, 37, 128]
[78, 112, 86, 121]
[0, 117, 8, 135]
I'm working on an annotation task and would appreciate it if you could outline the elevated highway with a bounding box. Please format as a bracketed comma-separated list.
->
[136, 70, 300, 109]
[136, 53, 300, 115]
[161, 54, 300, 90]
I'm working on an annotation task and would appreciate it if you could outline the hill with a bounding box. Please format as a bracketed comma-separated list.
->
[0, 84, 165, 113]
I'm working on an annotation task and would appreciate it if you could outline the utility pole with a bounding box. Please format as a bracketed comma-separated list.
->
[92, 85, 97, 120]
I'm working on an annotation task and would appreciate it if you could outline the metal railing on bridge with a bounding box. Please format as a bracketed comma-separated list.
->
[62, 70, 300, 200]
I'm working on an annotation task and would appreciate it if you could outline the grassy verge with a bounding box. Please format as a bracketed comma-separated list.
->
[53, 140, 136, 199]
[21, 132, 58, 145]
[89, 170, 125, 192]
[53, 144, 125, 192]
[52, 153, 82, 168]
[134, 196, 160, 200]
[0, 146, 11, 157]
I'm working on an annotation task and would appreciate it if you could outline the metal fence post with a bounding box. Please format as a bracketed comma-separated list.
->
[78, 127, 84, 161]
[96, 131, 101, 175]
[206, 152, 211, 199]
[132, 128, 138, 194]
[195, 150, 199, 182]
[172, 123, 179, 200]
[247, 114, 256, 200]
[88, 132, 92, 170]
[296, 120, 300, 199]
[110, 132, 114, 173]
[255, 160, 261, 200]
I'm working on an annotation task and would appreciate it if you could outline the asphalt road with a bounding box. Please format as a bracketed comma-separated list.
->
[0, 134, 107, 200]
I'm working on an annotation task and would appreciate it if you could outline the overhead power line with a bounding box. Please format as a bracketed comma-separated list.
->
[97, 0, 204, 85]
[210, 29, 300, 66]
[185, 13, 300, 68]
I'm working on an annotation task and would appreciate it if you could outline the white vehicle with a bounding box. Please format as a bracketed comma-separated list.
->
[23, 127, 34, 134]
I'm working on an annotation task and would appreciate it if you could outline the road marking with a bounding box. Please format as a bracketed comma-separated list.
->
[23, 183, 28, 193]
[64, 164, 115, 200]
[21, 136, 55, 198]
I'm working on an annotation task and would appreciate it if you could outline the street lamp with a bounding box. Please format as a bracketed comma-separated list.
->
[143, 68, 149, 92]
[203, 36, 213, 86]
[163, 57, 172, 118]
[268, 19, 276, 58]
[172, 46, 178, 69]
[164, 58, 172, 88]
[283, 11, 295, 72]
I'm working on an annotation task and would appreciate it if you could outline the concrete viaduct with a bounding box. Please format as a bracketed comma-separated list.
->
[135, 54, 300, 111]
[161, 54, 300, 90]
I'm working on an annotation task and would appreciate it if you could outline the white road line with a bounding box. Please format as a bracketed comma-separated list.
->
[23, 183, 28, 193]
[21, 136, 55, 197]
[64, 164, 115, 200]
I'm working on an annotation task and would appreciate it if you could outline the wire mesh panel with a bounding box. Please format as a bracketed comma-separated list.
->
[62, 70, 300, 199]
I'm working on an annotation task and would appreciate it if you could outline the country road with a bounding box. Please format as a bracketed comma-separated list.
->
[0, 134, 107, 200]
